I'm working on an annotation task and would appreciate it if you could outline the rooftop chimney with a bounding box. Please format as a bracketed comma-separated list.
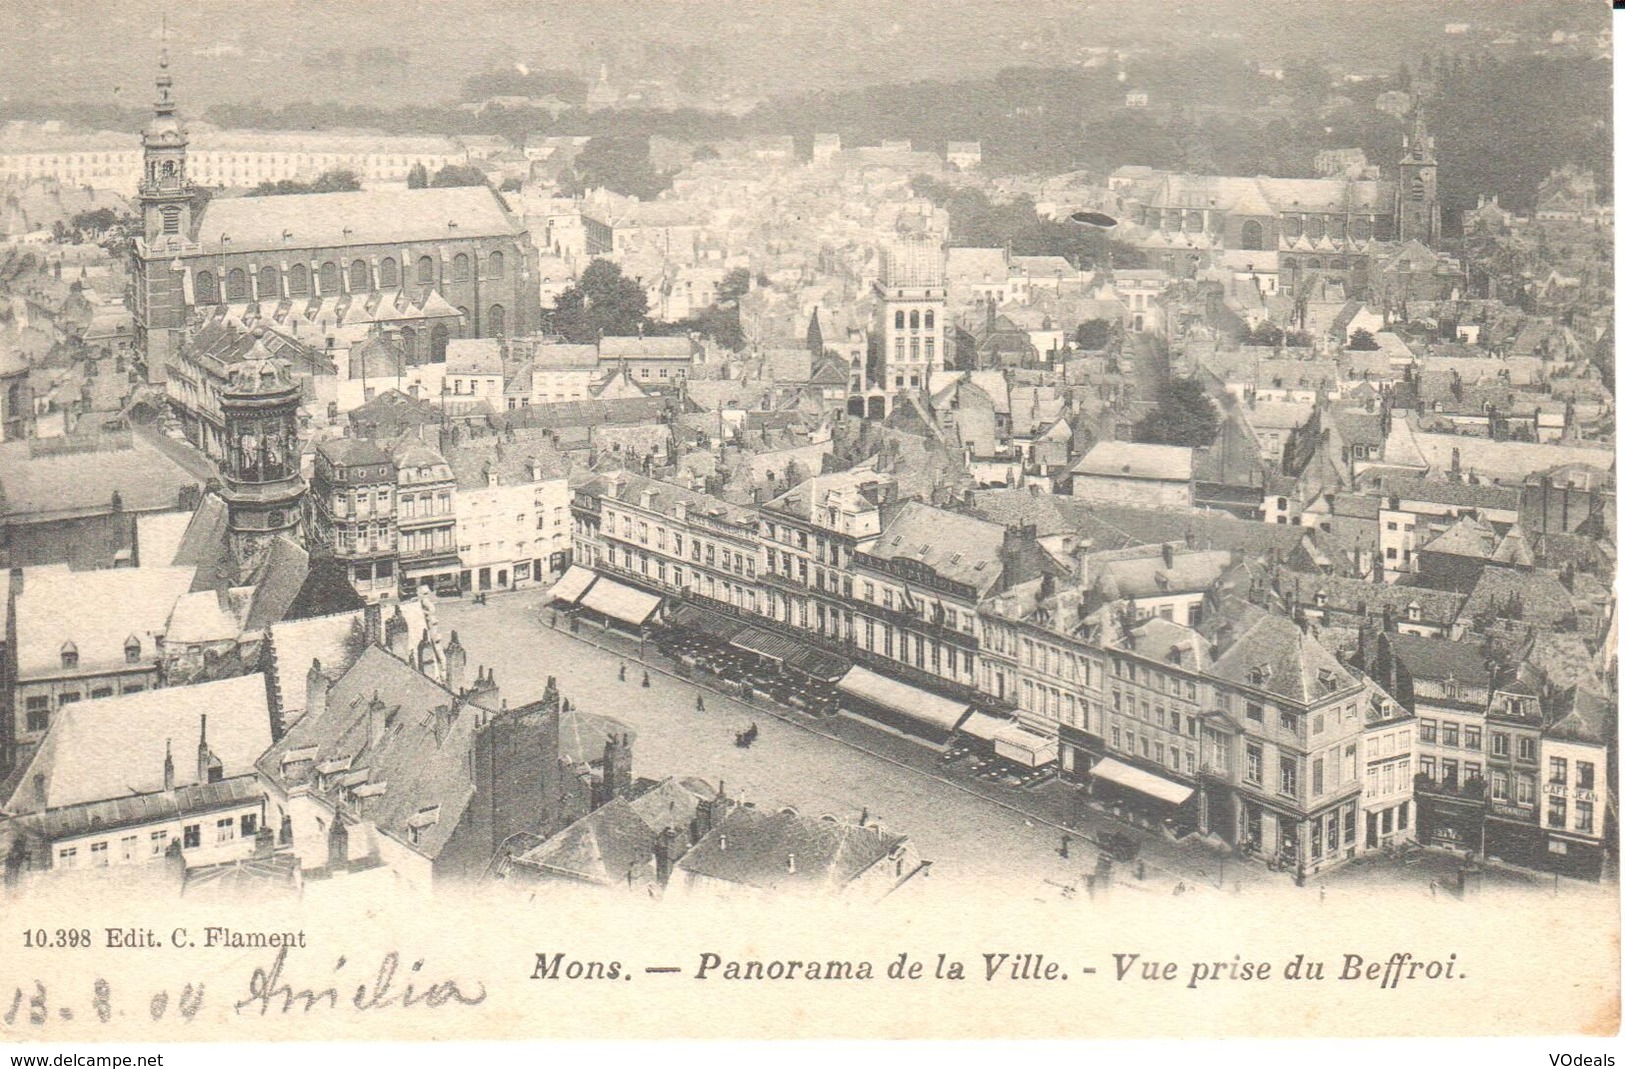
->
[1161, 542, 1176, 569]
[305, 658, 328, 724]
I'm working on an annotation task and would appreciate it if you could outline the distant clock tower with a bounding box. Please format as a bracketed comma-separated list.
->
[131, 48, 195, 377]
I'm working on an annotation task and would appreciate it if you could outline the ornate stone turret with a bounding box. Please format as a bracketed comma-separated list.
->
[219, 355, 307, 573]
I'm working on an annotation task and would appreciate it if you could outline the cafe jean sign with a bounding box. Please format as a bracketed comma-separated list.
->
[1543, 782, 1597, 803]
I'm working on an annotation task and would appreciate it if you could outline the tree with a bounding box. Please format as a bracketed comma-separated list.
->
[1245, 321, 1284, 347]
[1075, 318, 1114, 350]
[718, 267, 751, 305]
[1132, 377, 1219, 448]
[558, 135, 671, 200]
[1347, 327, 1380, 350]
[430, 164, 489, 188]
[406, 162, 429, 189]
[550, 259, 649, 343]
[246, 169, 361, 197]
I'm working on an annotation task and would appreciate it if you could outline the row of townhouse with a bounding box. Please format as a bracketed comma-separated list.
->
[562, 467, 1615, 881]
[309, 435, 572, 603]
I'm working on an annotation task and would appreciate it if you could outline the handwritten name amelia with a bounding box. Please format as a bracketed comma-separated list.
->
[234, 947, 486, 1015]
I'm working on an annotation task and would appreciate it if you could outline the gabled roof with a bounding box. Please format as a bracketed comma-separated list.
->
[1383, 631, 1496, 685]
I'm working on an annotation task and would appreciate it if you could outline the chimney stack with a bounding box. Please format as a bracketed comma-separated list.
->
[1162, 542, 1176, 569]
[196, 715, 210, 782]
[305, 658, 328, 724]
[162, 740, 174, 792]
[363, 601, 383, 648]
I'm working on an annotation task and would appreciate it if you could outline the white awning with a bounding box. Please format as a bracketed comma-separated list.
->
[549, 565, 598, 605]
[836, 665, 970, 733]
[958, 712, 1013, 742]
[992, 724, 1058, 768]
[1089, 757, 1194, 806]
[579, 577, 662, 626]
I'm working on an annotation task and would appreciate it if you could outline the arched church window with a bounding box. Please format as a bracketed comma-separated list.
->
[430, 324, 449, 362]
[488, 251, 504, 278]
[1410, 176, 1426, 202]
[894, 310, 904, 329]
[925, 310, 934, 329]
[452, 253, 470, 282]
[417, 256, 435, 284]
[380, 257, 399, 288]
[1240, 220, 1265, 251]
[226, 269, 247, 300]
[488, 304, 506, 337]
[195, 270, 218, 304]
[319, 261, 339, 294]
[287, 263, 309, 295]
[1304, 215, 1325, 241]
[350, 259, 370, 292]
[258, 266, 279, 299]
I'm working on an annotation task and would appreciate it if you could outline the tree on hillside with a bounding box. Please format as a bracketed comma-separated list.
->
[406, 162, 429, 189]
[558, 135, 671, 200]
[1132, 377, 1219, 448]
[550, 259, 649, 343]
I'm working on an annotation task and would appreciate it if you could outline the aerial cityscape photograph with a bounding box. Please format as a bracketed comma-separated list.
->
[0, 0, 1612, 941]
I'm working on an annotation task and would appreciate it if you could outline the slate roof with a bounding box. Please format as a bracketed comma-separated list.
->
[0, 435, 205, 522]
[1383, 632, 1496, 685]
[674, 807, 906, 894]
[6, 674, 272, 813]
[1208, 613, 1359, 705]
[1072, 441, 1194, 481]
[256, 645, 493, 862]
[193, 186, 522, 255]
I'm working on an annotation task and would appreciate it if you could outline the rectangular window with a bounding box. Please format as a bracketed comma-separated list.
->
[1577, 761, 1595, 790]
[24, 695, 49, 733]
[1463, 726, 1481, 750]
[1547, 797, 1567, 829]
[90, 842, 109, 867]
[1312, 758, 1324, 796]
[1549, 757, 1568, 784]
[1517, 737, 1535, 761]
[1279, 756, 1298, 797]
[1442, 723, 1459, 748]
[1516, 774, 1535, 806]
[215, 818, 236, 844]
[1576, 800, 1594, 834]
[183, 825, 201, 849]
[1419, 719, 1437, 743]
[1246, 702, 1263, 724]
[1491, 732, 1508, 757]
[1246, 743, 1263, 785]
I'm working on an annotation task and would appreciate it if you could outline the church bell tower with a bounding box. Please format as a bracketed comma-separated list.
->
[219, 354, 308, 575]
[132, 48, 195, 379]
[1396, 106, 1440, 247]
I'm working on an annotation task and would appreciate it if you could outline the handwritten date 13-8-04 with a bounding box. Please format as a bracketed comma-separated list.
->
[2, 978, 203, 1030]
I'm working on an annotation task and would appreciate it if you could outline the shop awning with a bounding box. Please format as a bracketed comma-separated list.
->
[579, 577, 662, 627]
[835, 666, 970, 734]
[992, 723, 1059, 768]
[959, 712, 1015, 742]
[731, 627, 804, 663]
[549, 565, 598, 606]
[668, 604, 748, 642]
[787, 647, 850, 683]
[1089, 757, 1194, 806]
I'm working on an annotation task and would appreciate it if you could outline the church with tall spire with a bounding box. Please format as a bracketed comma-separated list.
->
[127, 50, 542, 462]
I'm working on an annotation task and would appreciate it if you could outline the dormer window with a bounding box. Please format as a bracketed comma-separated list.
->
[60, 642, 78, 670]
[1315, 591, 1328, 607]
[124, 636, 141, 664]
[1406, 601, 1422, 621]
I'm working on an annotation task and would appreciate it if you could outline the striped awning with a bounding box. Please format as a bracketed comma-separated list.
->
[1090, 757, 1193, 806]
[787, 646, 850, 683]
[668, 604, 749, 642]
[730, 627, 804, 663]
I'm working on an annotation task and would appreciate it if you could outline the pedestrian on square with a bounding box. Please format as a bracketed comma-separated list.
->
[696, 693, 705, 712]
[642, 670, 651, 688]
[619, 662, 627, 682]
[1060, 833, 1071, 859]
